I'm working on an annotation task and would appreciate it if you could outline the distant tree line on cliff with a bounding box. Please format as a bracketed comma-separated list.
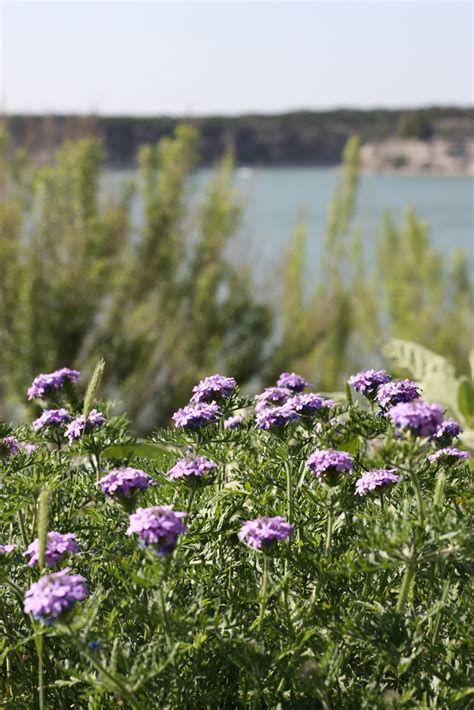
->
[3, 107, 473, 167]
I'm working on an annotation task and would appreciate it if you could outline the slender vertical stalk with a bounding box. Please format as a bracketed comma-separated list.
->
[431, 579, 450, 646]
[325, 494, 334, 556]
[396, 563, 415, 612]
[433, 470, 445, 508]
[186, 486, 197, 516]
[17, 509, 28, 547]
[34, 629, 45, 710]
[258, 555, 269, 633]
[285, 461, 293, 524]
[409, 471, 425, 526]
[158, 584, 172, 650]
[379, 491, 385, 513]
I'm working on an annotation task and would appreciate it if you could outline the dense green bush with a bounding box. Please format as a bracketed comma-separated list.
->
[0, 366, 472, 707]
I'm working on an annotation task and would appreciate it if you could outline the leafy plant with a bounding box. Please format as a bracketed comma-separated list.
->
[383, 338, 474, 448]
[0, 366, 472, 707]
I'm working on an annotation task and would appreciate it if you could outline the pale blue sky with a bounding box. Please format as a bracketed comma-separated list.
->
[1, 1, 472, 115]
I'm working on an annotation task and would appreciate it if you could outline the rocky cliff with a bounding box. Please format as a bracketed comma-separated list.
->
[4, 108, 474, 173]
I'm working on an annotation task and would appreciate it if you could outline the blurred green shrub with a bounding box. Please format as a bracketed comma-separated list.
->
[0, 126, 270, 428]
[271, 137, 473, 389]
[0, 126, 472, 428]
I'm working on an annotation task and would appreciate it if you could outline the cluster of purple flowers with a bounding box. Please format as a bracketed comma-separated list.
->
[224, 414, 244, 430]
[276, 372, 312, 392]
[255, 388, 334, 431]
[32, 408, 70, 432]
[348, 369, 391, 399]
[171, 373, 239, 430]
[24, 531, 79, 568]
[432, 418, 463, 447]
[307, 449, 354, 484]
[28, 368, 80, 400]
[191, 374, 236, 403]
[287, 393, 335, 416]
[239, 516, 294, 550]
[24, 568, 88, 622]
[172, 401, 221, 429]
[98, 467, 153, 498]
[355, 469, 400, 496]
[256, 403, 300, 430]
[387, 401, 444, 438]
[167, 456, 217, 481]
[375, 380, 421, 409]
[65, 409, 105, 442]
[254, 387, 291, 412]
[427, 447, 471, 465]
[127, 506, 187, 556]
[1, 436, 20, 459]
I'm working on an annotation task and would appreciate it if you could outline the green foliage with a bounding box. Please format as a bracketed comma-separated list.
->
[383, 339, 474, 449]
[0, 372, 472, 707]
[0, 126, 472, 431]
[0, 127, 270, 430]
[396, 111, 433, 140]
[273, 141, 473, 391]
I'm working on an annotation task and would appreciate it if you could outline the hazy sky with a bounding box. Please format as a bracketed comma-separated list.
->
[1, 0, 473, 115]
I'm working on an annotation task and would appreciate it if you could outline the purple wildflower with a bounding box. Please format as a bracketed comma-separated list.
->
[0, 544, 17, 555]
[127, 506, 187, 556]
[167, 456, 217, 481]
[387, 401, 444, 438]
[65, 409, 105, 442]
[277, 372, 312, 392]
[32, 408, 70, 431]
[24, 567, 88, 622]
[427, 447, 471, 465]
[256, 403, 300, 430]
[433, 418, 463, 447]
[224, 414, 244, 430]
[24, 531, 79, 568]
[27, 368, 80, 400]
[348, 369, 391, 399]
[1, 436, 20, 459]
[98, 467, 153, 498]
[24, 443, 39, 455]
[355, 469, 400, 496]
[172, 402, 221, 429]
[376, 379, 421, 409]
[286, 393, 335, 417]
[191, 374, 236, 403]
[239, 516, 294, 550]
[254, 387, 291, 412]
[307, 448, 354, 485]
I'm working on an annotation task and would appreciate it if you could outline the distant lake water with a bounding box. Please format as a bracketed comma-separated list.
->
[102, 168, 474, 290]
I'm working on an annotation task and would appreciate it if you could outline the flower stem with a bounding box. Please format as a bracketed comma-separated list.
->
[285, 461, 293, 524]
[396, 563, 415, 612]
[34, 628, 45, 710]
[17, 509, 28, 547]
[409, 471, 425, 526]
[186, 486, 196, 516]
[158, 583, 172, 650]
[258, 555, 269, 633]
[325, 494, 334, 556]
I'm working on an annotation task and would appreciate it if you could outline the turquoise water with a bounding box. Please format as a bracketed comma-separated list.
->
[104, 168, 474, 284]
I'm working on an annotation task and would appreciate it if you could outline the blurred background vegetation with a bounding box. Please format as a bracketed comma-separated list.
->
[1, 125, 472, 431]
